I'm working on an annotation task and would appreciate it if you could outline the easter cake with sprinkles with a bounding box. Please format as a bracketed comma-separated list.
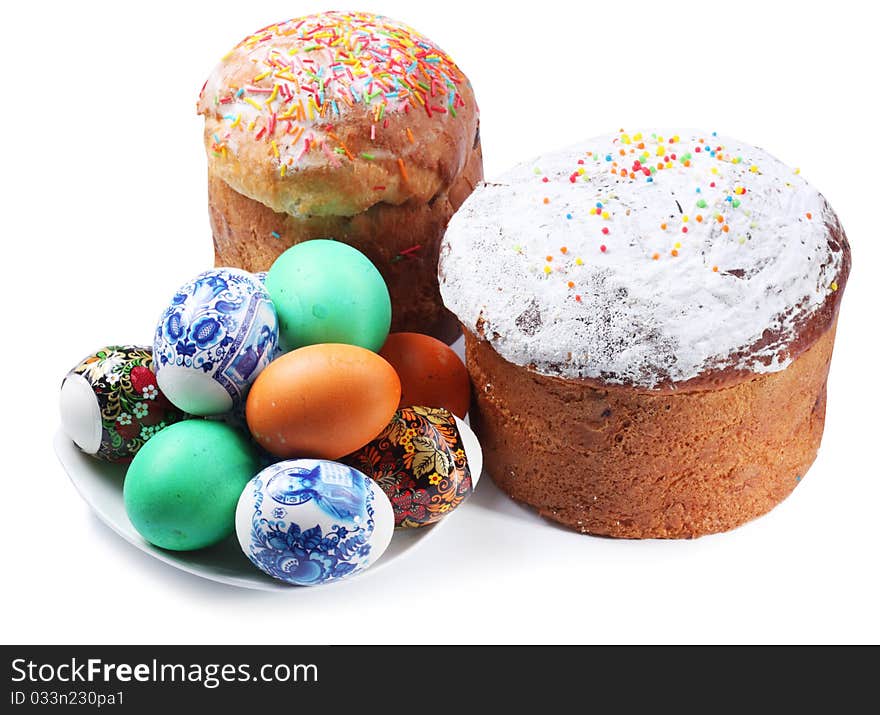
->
[199, 11, 482, 343]
[440, 129, 850, 538]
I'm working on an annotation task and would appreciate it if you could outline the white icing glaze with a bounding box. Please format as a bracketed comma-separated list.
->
[440, 130, 845, 387]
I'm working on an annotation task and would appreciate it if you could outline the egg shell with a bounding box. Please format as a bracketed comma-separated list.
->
[59, 346, 185, 463]
[123, 420, 259, 551]
[153, 268, 278, 416]
[246, 343, 401, 460]
[236, 459, 394, 586]
[266, 240, 391, 352]
[379, 332, 471, 418]
[343, 406, 483, 528]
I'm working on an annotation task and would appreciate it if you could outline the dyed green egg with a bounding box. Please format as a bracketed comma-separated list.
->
[266, 239, 391, 352]
[123, 420, 259, 551]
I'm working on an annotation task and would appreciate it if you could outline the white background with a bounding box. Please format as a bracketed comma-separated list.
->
[2, 0, 878, 644]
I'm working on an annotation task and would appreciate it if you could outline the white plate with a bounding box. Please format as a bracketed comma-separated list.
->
[54, 430, 454, 590]
[55, 335, 480, 590]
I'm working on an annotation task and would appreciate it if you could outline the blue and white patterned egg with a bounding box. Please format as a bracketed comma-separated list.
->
[235, 459, 394, 586]
[253, 271, 285, 361]
[153, 268, 278, 416]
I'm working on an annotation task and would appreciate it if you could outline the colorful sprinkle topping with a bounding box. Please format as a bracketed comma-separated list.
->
[440, 128, 845, 387]
[528, 128, 837, 293]
[201, 12, 468, 175]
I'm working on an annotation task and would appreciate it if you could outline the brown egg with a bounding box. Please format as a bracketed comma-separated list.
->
[246, 344, 401, 459]
[379, 333, 471, 418]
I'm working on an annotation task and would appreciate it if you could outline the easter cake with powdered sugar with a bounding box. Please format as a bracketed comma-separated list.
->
[440, 129, 850, 538]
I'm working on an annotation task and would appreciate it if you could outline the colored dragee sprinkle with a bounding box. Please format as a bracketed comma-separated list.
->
[202, 12, 467, 176]
[527, 128, 832, 298]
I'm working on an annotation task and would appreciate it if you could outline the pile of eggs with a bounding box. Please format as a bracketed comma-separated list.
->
[60, 240, 480, 586]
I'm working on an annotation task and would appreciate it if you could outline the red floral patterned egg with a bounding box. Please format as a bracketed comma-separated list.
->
[60, 346, 186, 463]
[343, 406, 475, 528]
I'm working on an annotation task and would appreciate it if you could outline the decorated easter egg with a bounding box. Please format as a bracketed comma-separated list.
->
[236, 459, 394, 586]
[379, 332, 471, 418]
[60, 346, 185, 463]
[253, 271, 285, 361]
[153, 268, 278, 416]
[266, 240, 391, 352]
[124, 420, 259, 551]
[246, 343, 401, 460]
[344, 406, 482, 528]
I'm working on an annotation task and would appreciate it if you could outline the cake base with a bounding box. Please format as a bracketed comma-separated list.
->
[208, 140, 483, 345]
[465, 323, 837, 538]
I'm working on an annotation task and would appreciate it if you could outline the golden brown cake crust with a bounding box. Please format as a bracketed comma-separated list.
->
[466, 321, 839, 538]
[209, 137, 483, 344]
